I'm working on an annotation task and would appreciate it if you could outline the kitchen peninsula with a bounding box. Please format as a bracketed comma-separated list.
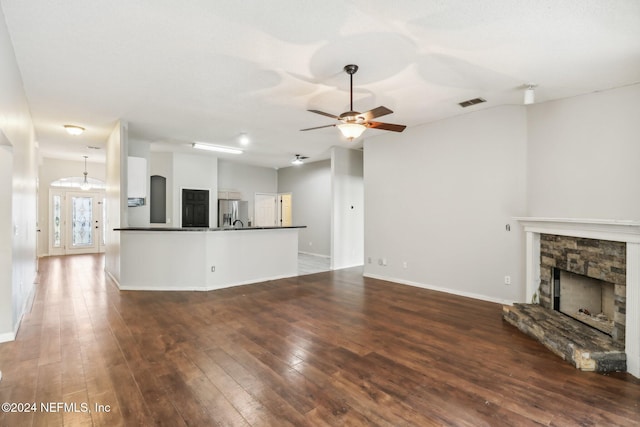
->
[115, 226, 305, 291]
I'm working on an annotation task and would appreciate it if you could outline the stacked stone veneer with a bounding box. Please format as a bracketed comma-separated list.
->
[539, 234, 626, 343]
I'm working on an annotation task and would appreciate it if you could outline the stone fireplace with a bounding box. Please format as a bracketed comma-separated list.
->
[510, 218, 640, 378]
[539, 234, 626, 343]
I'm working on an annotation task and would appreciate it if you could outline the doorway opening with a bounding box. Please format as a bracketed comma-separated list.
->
[254, 193, 292, 227]
[49, 189, 106, 255]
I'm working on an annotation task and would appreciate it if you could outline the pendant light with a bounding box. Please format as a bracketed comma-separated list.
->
[524, 84, 537, 105]
[80, 156, 91, 191]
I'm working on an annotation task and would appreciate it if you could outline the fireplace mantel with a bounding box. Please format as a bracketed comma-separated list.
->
[514, 217, 640, 243]
[515, 217, 640, 378]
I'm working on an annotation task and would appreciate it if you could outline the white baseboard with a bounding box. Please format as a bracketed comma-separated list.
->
[298, 251, 330, 258]
[117, 273, 298, 292]
[1, 274, 38, 344]
[363, 273, 514, 306]
[105, 269, 121, 288]
[333, 262, 364, 270]
[0, 331, 15, 343]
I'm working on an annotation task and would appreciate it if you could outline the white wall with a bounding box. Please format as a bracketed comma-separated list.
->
[105, 121, 127, 284]
[278, 159, 331, 257]
[364, 106, 527, 304]
[331, 147, 364, 269]
[127, 139, 150, 227]
[0, 140, 14, 340]
[527, 84, 640, 220]
[37, 157, 106, 256]
[218, 159, 278, 222]
[172, 152, 218, 227]
[0, 5, 38, 341]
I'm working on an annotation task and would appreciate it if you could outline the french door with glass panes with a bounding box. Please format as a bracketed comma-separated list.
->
[49, 189, 105, 255]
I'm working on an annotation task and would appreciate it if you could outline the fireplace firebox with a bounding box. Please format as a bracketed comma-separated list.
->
[552, 268, 615, 336]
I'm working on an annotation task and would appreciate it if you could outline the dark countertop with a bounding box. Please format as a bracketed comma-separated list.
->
[114, 226, 306, 232]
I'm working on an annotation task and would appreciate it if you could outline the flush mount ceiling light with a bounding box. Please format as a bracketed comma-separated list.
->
[192, 142, 243, 154]
[291, 154, 308, 165]
[524, 84, 537, 105]
[238, 133, 250, 145]
[80, 155, 91, 191]
[64, 124, 85, 135]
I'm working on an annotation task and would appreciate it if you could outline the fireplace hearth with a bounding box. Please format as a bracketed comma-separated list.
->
[506, 218, 640, 377]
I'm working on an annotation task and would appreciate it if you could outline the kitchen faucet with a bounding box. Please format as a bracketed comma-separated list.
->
[233, 219, 244, 228]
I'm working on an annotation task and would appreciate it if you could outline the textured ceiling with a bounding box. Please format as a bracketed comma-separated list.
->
[2, 0, 639, 168]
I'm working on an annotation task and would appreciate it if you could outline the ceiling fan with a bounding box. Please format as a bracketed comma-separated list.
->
[291, 154, 308, 165]
[301, 64, 406, 140]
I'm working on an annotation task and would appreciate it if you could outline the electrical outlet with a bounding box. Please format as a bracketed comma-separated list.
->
[367, 257, 372, 264]
[382, 258, 387, 266]
[504, 275, 511, 285]
[402, 261, 408, 269]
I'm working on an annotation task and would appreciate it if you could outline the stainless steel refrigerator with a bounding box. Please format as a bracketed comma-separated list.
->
[218, 200, 249, 228]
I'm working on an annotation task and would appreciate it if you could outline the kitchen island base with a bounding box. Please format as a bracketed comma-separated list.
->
[118, 227, 301, 291]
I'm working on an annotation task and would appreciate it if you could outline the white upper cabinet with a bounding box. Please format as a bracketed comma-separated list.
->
[128, 156, 147, 198]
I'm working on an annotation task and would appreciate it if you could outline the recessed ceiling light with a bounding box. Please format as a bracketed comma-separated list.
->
[192, 142, 243, 154]
[239, 133, 250, 145]
[64, 125, 85, 135]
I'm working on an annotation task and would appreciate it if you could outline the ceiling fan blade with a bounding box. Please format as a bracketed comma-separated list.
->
[367, 121, 407, 132]
[359, 106, 393, 121]
[300, 124, 336, 131]
[307, 109, 339, 119]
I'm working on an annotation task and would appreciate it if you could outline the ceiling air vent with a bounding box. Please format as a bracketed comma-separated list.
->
[458, 97, 486, 108]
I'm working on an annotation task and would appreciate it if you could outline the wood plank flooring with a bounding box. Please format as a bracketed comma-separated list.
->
[0, 254, 639, 426]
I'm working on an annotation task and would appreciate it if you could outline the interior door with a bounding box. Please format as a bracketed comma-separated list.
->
[182, 189, 209, 227]
[254, 193, 277, 226]
[279, 193, 292, 226]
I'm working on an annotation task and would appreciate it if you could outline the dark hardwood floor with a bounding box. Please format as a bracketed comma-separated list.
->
[1, 254, 639, 426]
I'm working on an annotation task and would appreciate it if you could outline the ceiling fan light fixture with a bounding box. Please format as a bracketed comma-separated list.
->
[64, 124, 85, 135]
[291, 154, 305, 165]
[337, 123, 366, 141]
[192, 142, 243, 154]
[524, 84, 536, 105]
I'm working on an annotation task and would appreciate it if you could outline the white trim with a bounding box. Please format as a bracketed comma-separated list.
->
[0, 332, 15, 343]
[363, 273, 515, 306]
[514, 217, 640, 243]
[105, 269, 121, 288]
[524, 232, 540, 303]
[117, 273, 296, 292]
[298, 251, 331, 259]
[515, 216, 640, 378]
[626, 242, 640, 378]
